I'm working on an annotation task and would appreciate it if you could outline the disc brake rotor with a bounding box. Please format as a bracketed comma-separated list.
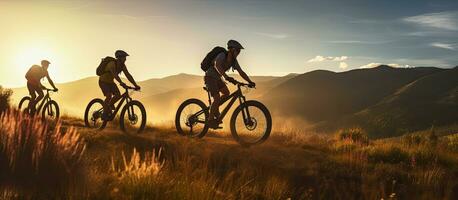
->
[245, 117, 257, 131]
[129, 114, 138, 125]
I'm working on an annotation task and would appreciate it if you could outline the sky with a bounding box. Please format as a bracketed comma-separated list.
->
[1, 0, 457, 87]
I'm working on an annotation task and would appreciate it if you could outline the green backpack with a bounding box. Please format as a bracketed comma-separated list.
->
[96, 56, 116, 76]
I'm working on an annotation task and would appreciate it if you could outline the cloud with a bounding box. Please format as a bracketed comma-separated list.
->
[359, 63, 413, 69]
[326, 40, 389, 45]
[307, 55, 348, 62]
[339, 62, 348, 69]
[403, 11, 458, 31]
[254, 32, 289, 39]
[430, 42, 456, 50]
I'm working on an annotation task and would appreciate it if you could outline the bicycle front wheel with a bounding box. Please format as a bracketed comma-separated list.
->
[175, 98, 209, 138]
[120, 100, 147, 134]
[42, 100, 60, 122]
[230, 100, 272, 147]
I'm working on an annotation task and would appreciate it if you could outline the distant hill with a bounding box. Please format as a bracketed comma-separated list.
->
[263, 65, 442, 121]
[348, 67, 458, 138]
[262, 65, 457, 137]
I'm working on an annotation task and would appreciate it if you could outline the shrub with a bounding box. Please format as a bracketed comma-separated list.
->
[337, 127, 369, 144]
[366, 145, 410, 164]
[402, 134, 426, 146]
[0, 86, 12, 113]
[446, 134, 458, 152]
[0, 110, 86, 197]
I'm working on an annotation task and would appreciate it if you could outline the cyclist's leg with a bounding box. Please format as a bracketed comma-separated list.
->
[205, 76, 223, 127]
[35, 84, 44, 103]
[108, 84, 121, 110]
[27, 82, 37, 112]
[217, 84, 230, 123]
[99, 80, 114, 118]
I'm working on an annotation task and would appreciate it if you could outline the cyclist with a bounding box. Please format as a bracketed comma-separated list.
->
[205, 40, 256, 128]
[25, 60, 58, 114]
[98, 50, 141, 119]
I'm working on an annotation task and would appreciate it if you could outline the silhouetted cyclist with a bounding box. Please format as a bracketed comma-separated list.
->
[25, 60, 58, 114]
[204, 40, 256, 128]
[97, 50, 141, 119]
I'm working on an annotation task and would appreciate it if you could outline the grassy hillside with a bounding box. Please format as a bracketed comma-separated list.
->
[1, 112, 458, 199]
[349, 67, 458, 138]
[262, 66, 457, 137]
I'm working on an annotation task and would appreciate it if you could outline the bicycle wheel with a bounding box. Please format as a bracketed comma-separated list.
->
[84, 98, 107, 129]
[18, 96, 31, 113]
[42, 100, 60, 122]
[175, 98, 209, 138]
[230, 100, 272, 147]
[120, 100, 147, 134]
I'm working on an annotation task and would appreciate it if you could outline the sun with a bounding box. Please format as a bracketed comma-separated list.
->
[14, 46, 59, 79]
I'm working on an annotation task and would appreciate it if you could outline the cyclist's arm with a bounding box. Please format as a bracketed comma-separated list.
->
[234, 60, 253, 84]
[236, 68, 253, 84]
[112, 71, 125, 86]
[45, 73, 58, 90]
[122, 66, 140, 88]
[40, 83, 47, 90]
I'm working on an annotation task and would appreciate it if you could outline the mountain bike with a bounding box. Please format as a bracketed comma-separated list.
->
[84, 86, 147, 133]
[175, 81, 272, 146]
[18, 89, 60, 122]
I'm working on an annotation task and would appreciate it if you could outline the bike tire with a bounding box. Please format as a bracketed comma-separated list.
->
[84, 98, 106, 129]
[119, 100, 147, 134]
[18, 96, 31, 113]
[230, 100, 272, 147]
[175, 98, 209, 138]
[42, 100, 60, 122]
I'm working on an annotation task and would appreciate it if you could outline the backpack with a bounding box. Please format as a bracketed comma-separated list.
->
[200, 46, 227, 72]
[25, 65, 45, 81]
[96, 56, 116, 76]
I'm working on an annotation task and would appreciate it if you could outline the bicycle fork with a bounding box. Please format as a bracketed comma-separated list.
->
[126, 97, 136, 121]
[238, 96, 252, 126]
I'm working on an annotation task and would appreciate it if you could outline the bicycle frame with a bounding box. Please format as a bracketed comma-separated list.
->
[35, 90, 52, 113]
[196, 84, 252, 124]
[96, 88, 135, 120]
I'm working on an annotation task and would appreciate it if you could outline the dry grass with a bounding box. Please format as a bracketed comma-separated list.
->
[1, 108, 457, 199]
[0, 110, 86, 199]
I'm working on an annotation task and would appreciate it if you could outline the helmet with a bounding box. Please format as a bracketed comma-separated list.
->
[41, 60, 51, 65]
[227, 40, 244, 49]
[115, 50, 130, 58]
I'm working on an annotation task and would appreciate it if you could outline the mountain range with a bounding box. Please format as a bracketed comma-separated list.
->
[10, 65, 457, 138]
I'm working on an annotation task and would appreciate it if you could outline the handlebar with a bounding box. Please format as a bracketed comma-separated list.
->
[233, 81, 255, 89]
[45, 88, 58, 92]
[122, 85, 141, 91]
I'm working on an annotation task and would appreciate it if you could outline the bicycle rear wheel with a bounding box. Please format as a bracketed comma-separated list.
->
[230, 100, 272, 147]
[175, 98, 209, 138]
[18, 96, 31, 114]
[42, 100, 60, 122]
[120, 100, 147, 134]
[84, 98, 106, 130]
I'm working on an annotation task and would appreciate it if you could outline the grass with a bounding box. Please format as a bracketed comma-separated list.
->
[0, 110, 457, 199]
[0, 110, 86, 199]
